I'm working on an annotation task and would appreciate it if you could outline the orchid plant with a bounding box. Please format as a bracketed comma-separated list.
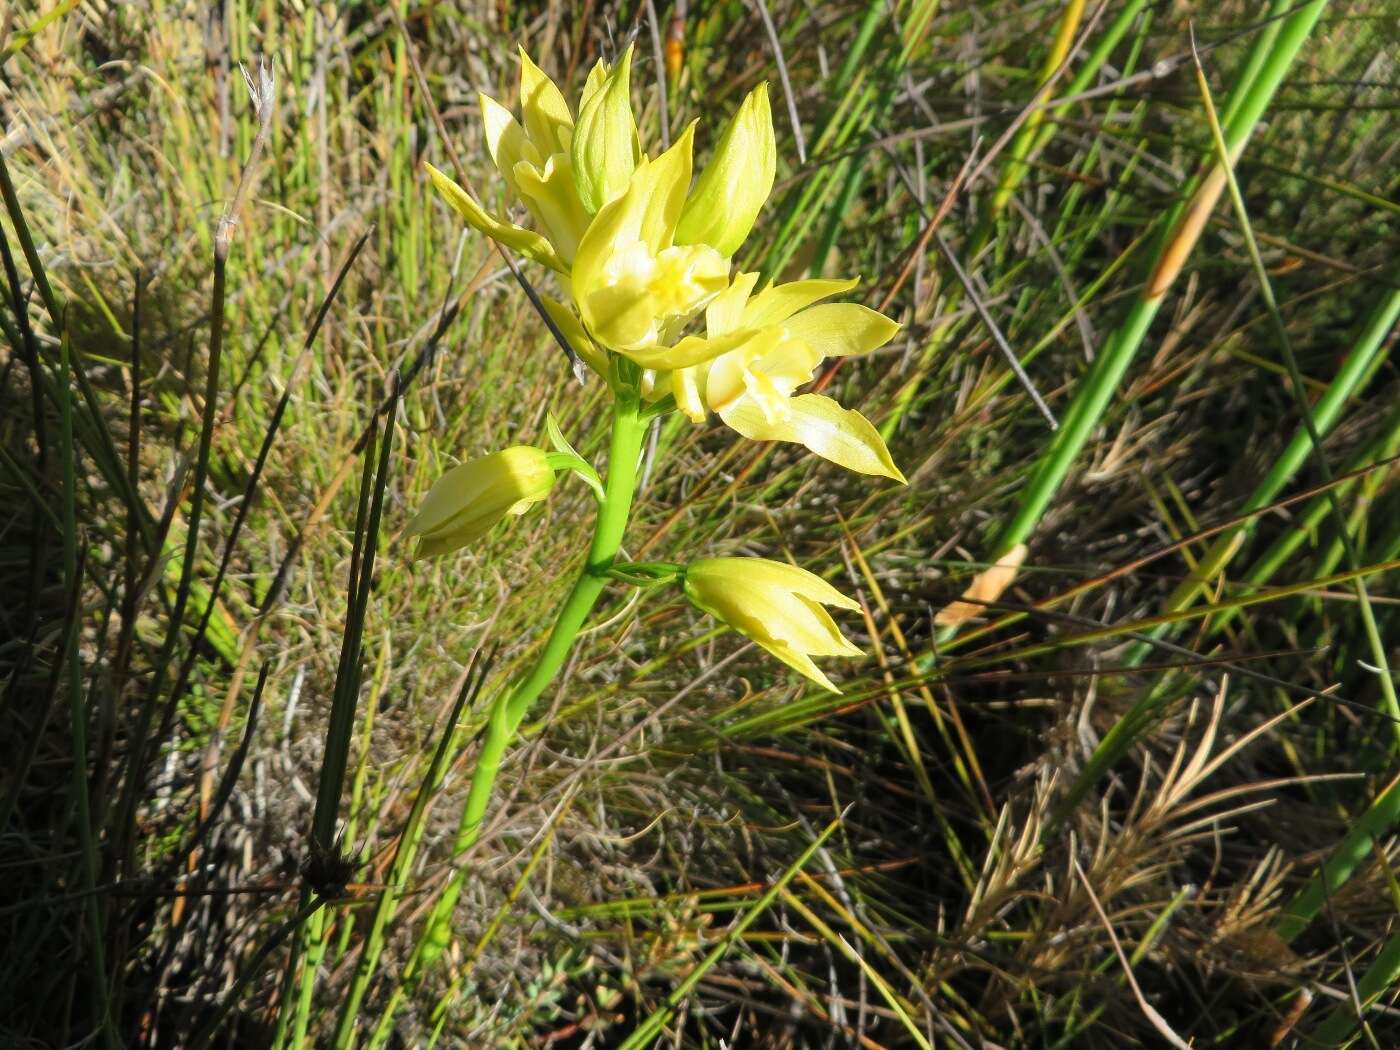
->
[412, 45, 904, 861]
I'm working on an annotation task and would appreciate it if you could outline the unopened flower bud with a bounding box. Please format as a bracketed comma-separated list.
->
[684, 556, 862, 691]
[674, 83, 776, 257]
[405, 446, 556, 558]
[571, 45, 640, 215]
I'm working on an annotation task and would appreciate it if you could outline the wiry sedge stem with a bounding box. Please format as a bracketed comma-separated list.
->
[351, 389, 647, 1048]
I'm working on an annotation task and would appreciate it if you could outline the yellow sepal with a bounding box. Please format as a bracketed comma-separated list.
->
[517, 48, 573, 157]
[425, 162, 566, 273]
[720, 393, 906, 482]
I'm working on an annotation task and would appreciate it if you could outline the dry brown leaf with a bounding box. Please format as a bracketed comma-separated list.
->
[934, 543, 1030, 627]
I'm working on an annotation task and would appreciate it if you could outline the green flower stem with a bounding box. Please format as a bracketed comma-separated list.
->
[356, 392, 647, 1046]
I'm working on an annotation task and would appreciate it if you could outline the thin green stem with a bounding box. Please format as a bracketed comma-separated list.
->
[344, 391, 647, 1048]
[446, 388, 645, 906]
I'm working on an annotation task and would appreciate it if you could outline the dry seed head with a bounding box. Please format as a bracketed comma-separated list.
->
[240, 57, 276, 128]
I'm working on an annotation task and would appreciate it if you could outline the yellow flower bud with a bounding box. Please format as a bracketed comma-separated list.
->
[684, 557, 863, 692]
[572, 45, 640, 215]
[675, 83, 776, 257]
[405, 446, 556, 558]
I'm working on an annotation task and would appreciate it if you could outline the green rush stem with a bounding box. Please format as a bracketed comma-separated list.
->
[355, 392, 646, 1046]
[60, 326, 118, 1050]
[1306, 926, 1400, 1047]
[1191, 53, 1398, 738]
[987, 0, 1331, 564]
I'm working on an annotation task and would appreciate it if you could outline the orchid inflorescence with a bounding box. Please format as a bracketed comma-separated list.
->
[411, 45, 904, 694]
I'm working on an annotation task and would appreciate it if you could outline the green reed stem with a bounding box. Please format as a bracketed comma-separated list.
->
[1193, 56, 1398, 739]
[1306, 925, 1400, 1047]
[988, 0, 1330, 564]
[1275, 772, 1400, 946]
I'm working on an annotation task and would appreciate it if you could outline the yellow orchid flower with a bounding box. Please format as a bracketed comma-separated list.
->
[427, 47, 754, 375]
[405, 446, 556, 558]
[570, 122, 731, 359]
[684, 557, 864, 692]
[665, 273, 905, 481]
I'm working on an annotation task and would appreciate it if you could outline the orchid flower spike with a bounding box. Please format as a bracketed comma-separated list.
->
[422, 44, 903, 480]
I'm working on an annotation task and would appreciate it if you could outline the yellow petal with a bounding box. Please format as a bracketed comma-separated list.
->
[625, 325, 757, 371]
[512, 152, 590, 264]
[750, 338, 822, 391]
[479, 93, 535, 196]
[800, 598, 866, 656]
[672, 365, 707, 422]
[741, 367, 791, 424]
[674, 83, 776, 256]
[572, 124, 698, 318]
[739, 556, 861, 612]
[742, 276, 859, 328]
[705, 271, 760, 337]
[721, 393, 905, 482]
[579, 58, 609, 112]
[683, 557, 861, 692]
[636, 121, 697, 253]
[779, 303, 900, 359]
[572, 44, 639, 214]
[577, 246, 728, 355]
[703, 327, 783, 412]
[576, 127, 694, 272]
[517, 48, 573, 156]
[425, 162, 566, 273]
[738, 587, 857, 656]
[751, 637, 842, 692]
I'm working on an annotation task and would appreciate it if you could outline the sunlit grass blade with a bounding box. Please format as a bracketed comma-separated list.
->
[616, 813, 845, 1050]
